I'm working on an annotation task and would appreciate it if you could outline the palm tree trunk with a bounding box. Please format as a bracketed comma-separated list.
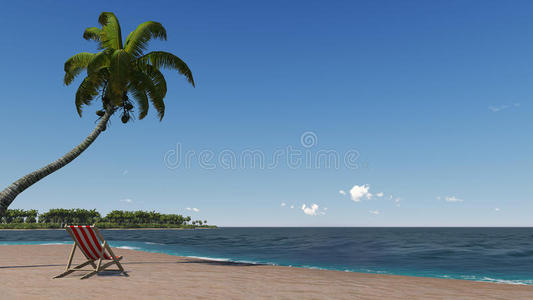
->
[0, 111, 113, 216]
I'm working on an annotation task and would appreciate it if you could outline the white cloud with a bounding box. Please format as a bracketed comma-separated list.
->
[369, 210, 380, 215]
[120, 198, 132, 203]
[339, 190, 346, 196]
[290, 205, 294, 209]
[495, 208, 500, 211]
[281, 202, 286, 207]
[186, 207, 200, 212]
[122, 170, 129, 175]
[444, 196, 463, 203]
[301, 204, 320, 216]
[489, 105, 509, 112]
[489, 103, 521, 112]
[376, 192, 384, 197]
[395, 198, 401, 203]
[349, 184, 372, 202]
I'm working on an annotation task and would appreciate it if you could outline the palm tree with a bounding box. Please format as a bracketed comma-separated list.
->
[0, 12, 194, 215]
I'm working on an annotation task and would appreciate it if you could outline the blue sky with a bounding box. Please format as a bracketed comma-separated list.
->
[1, 0, 532, 226]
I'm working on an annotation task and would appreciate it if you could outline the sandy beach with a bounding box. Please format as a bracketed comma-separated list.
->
[0, 245, 531, 299]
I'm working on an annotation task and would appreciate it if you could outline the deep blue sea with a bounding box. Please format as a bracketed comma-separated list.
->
[1, 227, 532, 284]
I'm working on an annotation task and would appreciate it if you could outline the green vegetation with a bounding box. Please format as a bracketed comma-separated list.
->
[0, 209, 214, 229]
[0, 12, 194, 215]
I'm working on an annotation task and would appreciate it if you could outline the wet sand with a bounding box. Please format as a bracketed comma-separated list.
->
[1, 245, 532, 299]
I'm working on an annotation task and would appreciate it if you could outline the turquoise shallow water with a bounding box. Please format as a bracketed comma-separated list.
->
[1, 227, 532, 284]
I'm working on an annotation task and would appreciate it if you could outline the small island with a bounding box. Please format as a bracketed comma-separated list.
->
[0, 209, 216, 229]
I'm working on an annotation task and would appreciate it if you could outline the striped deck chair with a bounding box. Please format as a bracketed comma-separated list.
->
[53, 225, 126, 279]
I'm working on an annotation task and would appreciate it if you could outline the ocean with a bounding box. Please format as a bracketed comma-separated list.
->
[1, 227, 532, 284]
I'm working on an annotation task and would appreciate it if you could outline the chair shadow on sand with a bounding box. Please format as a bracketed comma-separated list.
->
[123, 258, 261, 267]
[0, 258, 259, 275]
[0, 264, 65, 269]
[176, 259, 261, 267]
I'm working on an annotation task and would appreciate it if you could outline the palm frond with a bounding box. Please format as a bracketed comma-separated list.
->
[143, 64, 167, 98]
[124, 31, 135, 48]
[108, 50, 133, 105]
[98, 12, 123, 50]
[87, 51, 111, 76]
[131, 71, 165, 120]
[75, 75, 105, 116]
[124, 21, 167, 57]
[64, 52, 96, 85]
[138, 51, 194, 87]
[128, 82, 149, 119]
[83, 27, 103, 48]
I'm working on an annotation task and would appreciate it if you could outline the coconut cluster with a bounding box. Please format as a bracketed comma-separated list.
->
[95, 97, 134, 128]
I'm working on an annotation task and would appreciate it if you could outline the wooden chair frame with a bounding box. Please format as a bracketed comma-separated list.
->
[53, 225, 127, 279]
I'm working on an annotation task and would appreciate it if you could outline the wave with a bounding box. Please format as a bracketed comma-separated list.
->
[144, 242, 165, 245]
[459, 275, 533, 285]
[187, 256, 231, 262]
[116, 246, 141, 250]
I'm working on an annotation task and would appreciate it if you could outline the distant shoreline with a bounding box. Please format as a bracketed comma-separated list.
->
[0, 223, 218, 231]
[1, 209, 209, 230]
[0, 227, 216, 231]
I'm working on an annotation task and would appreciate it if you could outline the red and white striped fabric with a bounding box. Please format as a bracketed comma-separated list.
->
[68, 225, 111, 260]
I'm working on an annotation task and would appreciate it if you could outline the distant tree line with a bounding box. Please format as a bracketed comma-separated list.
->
[0, 209, 210, 228]
[104, 210, 191, 226]
[1, 209, 38, 223]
